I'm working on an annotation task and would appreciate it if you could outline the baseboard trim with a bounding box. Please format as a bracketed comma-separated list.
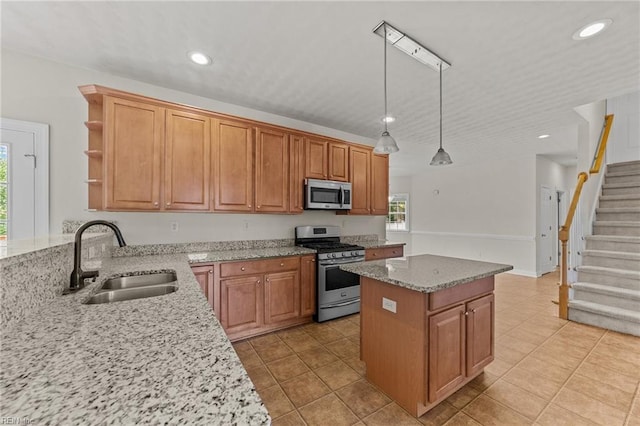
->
[506, 269, 540, 278]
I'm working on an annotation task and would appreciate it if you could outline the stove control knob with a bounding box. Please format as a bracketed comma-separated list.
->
[330, 253, 336, 258]
[352, 251, 357, 256]
[342, 252, 347, 257]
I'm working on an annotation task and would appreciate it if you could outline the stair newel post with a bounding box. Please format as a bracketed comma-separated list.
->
[559, 227, 570, 320]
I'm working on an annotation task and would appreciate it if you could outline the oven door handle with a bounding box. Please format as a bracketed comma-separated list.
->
[320, 299, 360, 309]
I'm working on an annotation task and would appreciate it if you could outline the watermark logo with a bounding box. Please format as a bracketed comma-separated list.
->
[0, 418, 34, 425]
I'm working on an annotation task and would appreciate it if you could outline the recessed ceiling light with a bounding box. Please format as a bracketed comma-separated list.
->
[572, 19, 612, 40]
[382, 116, 395, 123]
[538, 134, 550, 139]
[188, 51, 212, 65]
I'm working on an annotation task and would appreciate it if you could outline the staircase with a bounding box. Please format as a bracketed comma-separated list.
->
[569, 160, 640, 336]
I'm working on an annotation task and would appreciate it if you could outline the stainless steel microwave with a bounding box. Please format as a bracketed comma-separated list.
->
[304, 179, 352, 210]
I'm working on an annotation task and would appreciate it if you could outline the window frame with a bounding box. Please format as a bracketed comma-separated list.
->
[386, 193, 409, 232]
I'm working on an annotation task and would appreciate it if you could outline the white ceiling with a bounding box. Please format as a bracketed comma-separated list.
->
[1, 1, 639, 176]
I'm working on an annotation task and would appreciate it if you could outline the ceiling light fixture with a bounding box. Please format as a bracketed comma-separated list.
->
[430, 62, 453, 166]
[373, 21, 450, 72]
[373, 22, 399, 154]
[538, 134, 550, 139]
[188, 51, 212, 65]
[572, 19, 612, 40]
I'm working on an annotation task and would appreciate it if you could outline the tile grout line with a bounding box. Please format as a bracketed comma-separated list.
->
[623, 381, 640, 426]
[530, 328, 610, 425]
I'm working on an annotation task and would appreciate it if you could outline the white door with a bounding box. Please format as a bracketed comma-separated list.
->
[607, 92, 640, 164]
[0, 118, 49, 240]
[539, 186, 555, 275]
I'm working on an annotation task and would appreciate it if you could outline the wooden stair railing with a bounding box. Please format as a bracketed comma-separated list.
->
[558, 114, 614, 319]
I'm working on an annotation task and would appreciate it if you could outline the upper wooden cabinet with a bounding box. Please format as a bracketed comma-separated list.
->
[255, 127, 289, 213]
[104, 96, 164, 210]
[348, 146, 372, 214]
[79, 85, 388, 213]
[289, 134, 306, 214]
[328, 142, 349, 181]
[165, 109, 211, 211]
[304, 137, 349, 182]
[212, 118, 254, 212]
[371, 153, 389, 215]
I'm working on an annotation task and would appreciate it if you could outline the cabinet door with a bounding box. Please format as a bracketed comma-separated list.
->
[348, 146, 371, 214]
[300, 255, 316, 316]
[289, 134, 305, 213]
[255, 127, 288, 213]
[328, 142, 349, 182]
[220, 275, 263, 334]
[104, 96, 163, 210]
[428, 304, 466, 402]
[213, 119, 254, 212]
[466, 294, 495, 377]
[191, 265, 214, 308]
[305, 137, 328, 179]
[371, 153, 389, 215]
[264, 270, 300, 324]
[165, 109, 211, 210]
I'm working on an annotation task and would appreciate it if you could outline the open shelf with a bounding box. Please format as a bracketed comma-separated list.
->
[84, 150, 103, 158]
[84, 121, 103, 131]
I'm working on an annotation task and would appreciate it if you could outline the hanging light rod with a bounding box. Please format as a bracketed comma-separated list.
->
[372, 21, 450, 72]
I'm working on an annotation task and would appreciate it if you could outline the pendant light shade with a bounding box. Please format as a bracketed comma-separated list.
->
[374, 23, 399, 154]
[430, 62, 452, 166]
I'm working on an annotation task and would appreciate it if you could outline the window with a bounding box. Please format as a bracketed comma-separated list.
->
[386, 193, 409, 231]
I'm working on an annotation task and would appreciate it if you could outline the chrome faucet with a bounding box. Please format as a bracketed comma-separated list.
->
[69, 220, 126, 292]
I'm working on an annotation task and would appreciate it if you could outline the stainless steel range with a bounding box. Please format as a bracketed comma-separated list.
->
[295, 225, 365, 322]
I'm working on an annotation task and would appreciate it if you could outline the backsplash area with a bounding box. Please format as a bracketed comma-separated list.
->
[0, 233, 112, 329]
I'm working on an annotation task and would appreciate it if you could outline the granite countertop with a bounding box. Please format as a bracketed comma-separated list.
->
[357, 240, 405, 250]
[0, 253, 270, 425]
[341, 253, 513, 293]
[187, 246, 316, 264]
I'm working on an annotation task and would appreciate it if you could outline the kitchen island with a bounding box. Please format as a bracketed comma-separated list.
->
[341, 254, 512, 417]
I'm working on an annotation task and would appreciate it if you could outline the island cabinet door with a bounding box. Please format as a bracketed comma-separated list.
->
[219, 275, 264, 334]
[428, 304, 466, 402]
[191, 265, 214, 305]
[466, 294, 495, 377]
[264, 271, 300, 324]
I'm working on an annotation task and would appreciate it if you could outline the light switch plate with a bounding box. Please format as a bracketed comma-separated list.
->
[382, 297, 397, 313]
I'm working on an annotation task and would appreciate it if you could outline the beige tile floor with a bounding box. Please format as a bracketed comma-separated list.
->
[232, 271, 640, 426]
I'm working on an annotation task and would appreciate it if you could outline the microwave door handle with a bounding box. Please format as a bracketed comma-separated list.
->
[340, 187, 344, 208]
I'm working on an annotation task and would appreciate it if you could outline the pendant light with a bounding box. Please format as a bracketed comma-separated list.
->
[374, 23, 399, 154]
[430, 62, 453, 165]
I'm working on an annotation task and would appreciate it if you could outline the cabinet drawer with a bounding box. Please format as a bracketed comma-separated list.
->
[365, 246, 403, 261]
[220, 256, 299, 277]
[429, 276, 494, 312]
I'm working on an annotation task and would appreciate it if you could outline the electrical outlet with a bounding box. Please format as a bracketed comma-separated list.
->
[244, 221, 249, 230]
[170, 221, 179, 232]
[88, 246, 96, 259]
[382, 297, 397, 313]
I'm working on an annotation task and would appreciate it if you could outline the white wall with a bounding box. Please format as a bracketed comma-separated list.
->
[400, 156, 537, 276]
[0, 50, 385, 244]
[607, 91, 640, 164]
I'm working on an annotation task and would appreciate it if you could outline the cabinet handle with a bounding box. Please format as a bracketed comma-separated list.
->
[241, 267, 246, 271]
[266, 278, 270, 282]
[311, 259, 315, 262]
[257, 205, 261, 209]
[471, 309, 477, 313]
[257, 280, 261, 284]
[154, 202, 159, 206]
[208, 271, 213, 275]
[248, 204, 252, 208]
[464, 311, 469, 316]
[280, 262, 284, 266]
[166, 202, 171, 206]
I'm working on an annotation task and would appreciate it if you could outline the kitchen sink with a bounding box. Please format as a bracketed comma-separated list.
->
[100, 272, 177, 290]
[84, 284, 178, 305]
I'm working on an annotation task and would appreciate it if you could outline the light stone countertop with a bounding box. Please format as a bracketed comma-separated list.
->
[357, 241, 406, 250]
[187, 246, 316, 264]
[0, 252, 270, 425]
[340, 254, 513, 293]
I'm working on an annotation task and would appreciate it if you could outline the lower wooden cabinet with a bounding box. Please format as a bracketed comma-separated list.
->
[428, 293, 495, 402]
[213, 255, 315, 341]
[365, 245, 404, 261]
[191, 264, 214, 308]
[300, 254, 316, 316]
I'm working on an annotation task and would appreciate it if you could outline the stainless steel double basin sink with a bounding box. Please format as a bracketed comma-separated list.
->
[84, 272, 178, 304]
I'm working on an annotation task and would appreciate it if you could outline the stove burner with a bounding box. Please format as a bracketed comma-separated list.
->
[298, 242, 364, 253]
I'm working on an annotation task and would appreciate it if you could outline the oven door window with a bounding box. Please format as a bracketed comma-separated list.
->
[325, 267, 359, 291]
[310, 187, 340, 204]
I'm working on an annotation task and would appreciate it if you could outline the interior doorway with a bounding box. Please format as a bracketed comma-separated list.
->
[539, 185, 556, 275]
[0, 118, 49, 240]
